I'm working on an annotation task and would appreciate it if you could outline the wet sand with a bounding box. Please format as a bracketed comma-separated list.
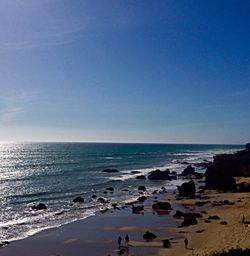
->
[2, 179, 250, 256]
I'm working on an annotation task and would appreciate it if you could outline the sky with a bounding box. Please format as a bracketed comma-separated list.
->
[0, 0, 249, 144]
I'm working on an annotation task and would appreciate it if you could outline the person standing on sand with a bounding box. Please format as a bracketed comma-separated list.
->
[125, 234, 129, 245]
[118, 236, 122, 248]
[184, 237, 188, 249]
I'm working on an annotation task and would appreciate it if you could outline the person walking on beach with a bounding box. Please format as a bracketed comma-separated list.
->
[184, 237, 188, 249]
[118, 236, 122, 248]
[125, 234, 129, 245]
[242, 214, 245, 224]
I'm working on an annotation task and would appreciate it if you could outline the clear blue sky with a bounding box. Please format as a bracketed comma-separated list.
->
[0, 0, 249, 144]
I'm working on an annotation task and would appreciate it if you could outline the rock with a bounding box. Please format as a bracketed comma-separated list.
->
[181, 165, 195, 176]
[73, 196, 84, 203]
[32, 203, 47, 211]
[205, 144, 250, 191]
[208, 215, 220, 220]
[173, 210, 184, 218]
[101, 169, 119, 173]
[171, 171, 177, 175]
[106, 187, 114, 191]
[92, 195, 97, 199]
[205, 161, 237, 191]
[162, 239, 171, 248]
[97, 197, 109, 204]
[138, 185, 146, 191]
[132, 205, 144, 213]
[0, 241, 10, 248]
[136, 175, 147, 180]
[143, 231, 157, 240]
[152, 201, 171, 211]
[148, 169, 172, 180]
[137, 196, 147, 203]
[220, 221, 228, 225]
[246, 143, 250, 151]
[131, 171, 141, 174]
[204, 220, 211, 223]
[238, 182, 250, 192]
[177, 180, 196, 198]
[195, 200, 211, 206]
[181, 213, 198, 227]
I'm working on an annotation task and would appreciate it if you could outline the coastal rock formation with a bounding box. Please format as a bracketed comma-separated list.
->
[205, 143, 250, 191]
[101, 169, 119, 173]
[162, 239, 171, 248]
[136, 175, 147, 180]
[32, 203, 47, 211]
[152, 201, 171, 210]
[181, 165, 195, 176]
[143, 231, 157, 240]
[73, 196, 84, 203]
[132, 205, 144, 213]
[97, 197, 110, 204]
[106, 187, 114, 191]
[148, 169, 172, 180]
[177, 180, 196, 198]
[138, 185, 146, 191]
[238, 182, 250, 192]
[181, 213, 198, 227]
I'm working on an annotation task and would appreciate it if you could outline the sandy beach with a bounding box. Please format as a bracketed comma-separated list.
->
[2, 178, 250, 256]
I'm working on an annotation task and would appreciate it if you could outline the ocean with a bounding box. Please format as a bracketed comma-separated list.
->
[0, 142, 243, 242]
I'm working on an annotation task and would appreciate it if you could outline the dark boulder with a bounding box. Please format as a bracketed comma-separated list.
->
[148, 169, 172, 180]
[173, 210, 185, 218]
[97, 197, 110, 204]
[137, 196, 147, 203]
[131, 171, 141, 174]
[136, 175, 147, 180]
[132, 205, 144, 213]
[205, 161, 237, 191]
[208, 215, 220, 220]
[106, 187, 114, 191]
[101, 169, 119, 173]
[143, 231, 157, 240]
[177, 180, 196, 198]
[152, 201, 171, 211]
[181, 165, 195, 176]
[32, 203, 47, 211]
[181, 213, 198, 227]
[138, 185, 146, 191]
[162, 239, 171, 248]
[73, 196, 84, 203]
[238, 182, 250, 192]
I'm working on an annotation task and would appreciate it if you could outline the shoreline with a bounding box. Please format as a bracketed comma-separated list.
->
[1, 144, 249, 255]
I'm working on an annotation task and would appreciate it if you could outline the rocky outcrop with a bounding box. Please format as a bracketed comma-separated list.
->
[143, 231, 157, 240]
[138, 185, 146, 191]
[101, 169, 119, 173]
[181, 165, 195, 176]
[205, 144, 250, 191]
[162, 239, 171, 248]
[73, 196, 84, 203]
[132, 205, 144, 213]
[181, 213, 198, 227]
[152, 201, 171, 210]
[238, 182, 250, 192]
[32, 203, 47, 210]
[148, 169, 172, 180]
[177, 180, 196, 198]
[136, 175, 147, 180]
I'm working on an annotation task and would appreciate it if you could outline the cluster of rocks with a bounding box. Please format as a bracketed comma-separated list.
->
[205, 143, 250, 191]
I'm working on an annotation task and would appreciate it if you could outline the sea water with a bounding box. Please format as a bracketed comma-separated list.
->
[0, 142, 242, 241]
